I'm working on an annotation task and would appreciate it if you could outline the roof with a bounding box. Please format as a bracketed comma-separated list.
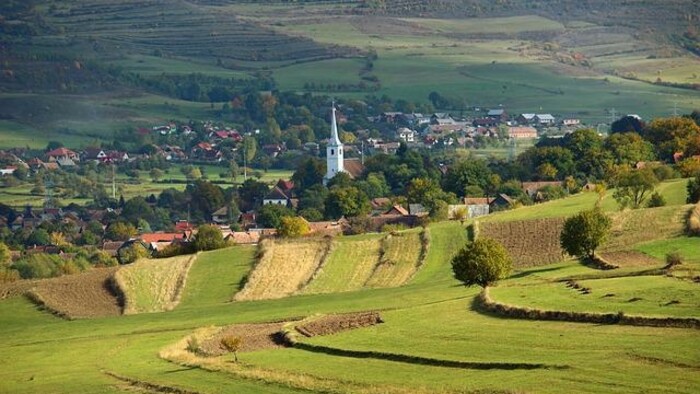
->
[487, 109, 505, 116]
[408, 203, 428, 216]
[343, 158, 364, 179]
[519, 113, 536, 119]
[264, 186, 289, 201]
[385, 205, 409, 216]
[370, 197, 391, 210]
[174, 221, 194, 231]
[464, 197, 491, 205]
[139, 233, 185, 243]
[329, 105, 342, 146]
[212, 206, 228, 216]
[46, 147, 77, 157]
[535, 114, 555, 121]
[276, 179, 295, 192]
[227, 231, 261, 244]
[521, 181, 563, 193]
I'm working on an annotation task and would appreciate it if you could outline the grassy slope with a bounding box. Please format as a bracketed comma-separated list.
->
[0, 191, 698, 393]
[302, 233, 384, 294]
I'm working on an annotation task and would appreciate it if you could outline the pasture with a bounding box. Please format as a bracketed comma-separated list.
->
[0, 199, 698, 393]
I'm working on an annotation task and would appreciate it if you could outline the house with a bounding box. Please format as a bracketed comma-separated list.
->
[192, 142, 222, 161]
[0, 166, 17, 176]
[212, 206, 238, 224]
[101, 241, 125, 257]
[472, 118, 499, 128]
[521, 181, 563, 198]
[262, 144, 285, 157]
[82, 148, 107, 162]
[508, 126, 538, 139]
[307, 220, 345, 236]
[463, 197, 492, 218]
[517, 113, 536, 125]
[343, 158, 365, 179]
[384, 205, 409, 216]
[561, 118, 580, 126]
[487, 109, 508, 123]
[239, 212, 256, 230]
[380, 112, 403, 123]
[489, 194, 514, 210]
[46, 147, 79, 163]
[263, 186, 291, 206]
[397, 127, 417, 143]
[534, 114, 556, 125]
[174, 220, 195, 232]
[275, 179, 295, 196]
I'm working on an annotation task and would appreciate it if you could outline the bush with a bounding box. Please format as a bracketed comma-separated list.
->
[688, 203, 700, 236]
[646, 191, 666, 207]
[277, 216, 311, 238]
[0, 267, 20, 283]
[220, 335, 243, 362]
[186, 336, 200, 354]
[665, 252, 683, 268]
[381, 223, 407, 233]
[117, 243, 150, 264]
[688, 175, 700, 204]
[451, 238, 512, 287]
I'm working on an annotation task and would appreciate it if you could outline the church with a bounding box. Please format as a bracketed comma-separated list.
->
[324, 104, 344, 184]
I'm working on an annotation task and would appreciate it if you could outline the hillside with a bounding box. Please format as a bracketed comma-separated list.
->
[0, 190, 698, 393]
[0, 0, 697, 143]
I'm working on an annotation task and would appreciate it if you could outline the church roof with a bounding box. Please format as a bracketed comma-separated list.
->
[329, 105, 342, 146]
[343, 158, 364, 179]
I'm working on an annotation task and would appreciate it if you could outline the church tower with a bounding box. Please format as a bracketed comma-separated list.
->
[324, 103, 344, 184]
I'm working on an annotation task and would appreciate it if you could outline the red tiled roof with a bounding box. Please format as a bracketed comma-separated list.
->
[46, 147, 77, 157]
[139, 233, 184, 243]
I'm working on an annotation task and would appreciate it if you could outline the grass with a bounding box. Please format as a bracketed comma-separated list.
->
[114, 255, 197, 314]
[364, 230, 424, 288]
[302, 233, 384, 294]
[491, 273, 699, 318]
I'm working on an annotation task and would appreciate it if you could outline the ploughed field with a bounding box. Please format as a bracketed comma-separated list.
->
[0, 198, 698, 393]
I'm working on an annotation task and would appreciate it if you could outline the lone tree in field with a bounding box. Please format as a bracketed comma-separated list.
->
[560, 207, 612, 260]
[451, 238, 512, 287]
[220, 335, 243, 362]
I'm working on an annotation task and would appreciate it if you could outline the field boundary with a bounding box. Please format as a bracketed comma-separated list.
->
[475, 287, 700, 329]
[104, 371, 202, 394]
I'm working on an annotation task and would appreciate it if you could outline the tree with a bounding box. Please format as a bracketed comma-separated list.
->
[612, 168, 659, 209]
[277, 216, 311, 238]
[451, 238, 512, 288]
[228, 160, 239, 182]
[193, 224, 226, 251]
[26, 229, 51, 246]
[646, 191, 666, 208]
[150, 168, 164, 182]
[243, 136, 257, 162]
[604, 132, 655, 166]
[105, 222, 138, 241]
[292, 157, 325, 191]
[220, 336, 243, 362]
[325, 186, 371, 219]
[560, 207, 612, 260]
[642, 117, 700, 160]
[257, 204, 295, 228]
[688, 174, 700, 203]
[117, 242, 149, 264]
[611, 115, 645, 134]
[442, 159, 492, 197]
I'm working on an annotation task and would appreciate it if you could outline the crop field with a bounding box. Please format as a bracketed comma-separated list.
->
[478, 217, 566, 267]
[603, 204, 690, 251]
[302, 234, 384, 294]
[364, 230, 425, 288]
[114, 254, 197, 314]
[23, 267, 121, 319]
[234, 237, 333, 301]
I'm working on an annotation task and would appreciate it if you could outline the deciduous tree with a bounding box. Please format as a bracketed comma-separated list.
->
[560, 207, 612, 260]
[451, 238, 512, 287]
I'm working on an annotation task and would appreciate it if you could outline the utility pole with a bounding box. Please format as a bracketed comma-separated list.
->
[243, 143, 247, 181]
[610, 107, 617, 123]
[361, 140, 364, 165]
[112, 163, 116, 199]
[673, 101, 679, 117]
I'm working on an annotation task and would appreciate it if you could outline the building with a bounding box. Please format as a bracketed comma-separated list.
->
[324, 104, 344, 184]
[508, 126, 538, 139]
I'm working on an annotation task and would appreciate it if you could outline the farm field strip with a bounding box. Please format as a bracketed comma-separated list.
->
[364, 231, 424, 288]
[234, 238, 332, 301]
[115, 254, 197, 314]
[302, 234, 384, 294]
[478, 217, 566, 267]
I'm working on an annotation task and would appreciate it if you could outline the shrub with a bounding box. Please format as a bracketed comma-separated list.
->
[117, 243, 150, 264]
[220, 335, 243, 362]
[646, 191, 666, 207]
[688, 175, 700, 203]
[186, 336, 200, 354]
[0, 267, 20, 283]
[381, 223, 407, 233]
[665, 252, 683, 268]
[451, 238, 512, 287]
[688, 203, 700, 236]
[277, 216, 311, 238]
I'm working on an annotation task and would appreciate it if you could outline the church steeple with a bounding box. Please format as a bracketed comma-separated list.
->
[324, 102, 344, 184]
[329, 104, 342, 147]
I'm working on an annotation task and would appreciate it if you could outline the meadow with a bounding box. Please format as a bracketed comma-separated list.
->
[1, 187, 698, 393]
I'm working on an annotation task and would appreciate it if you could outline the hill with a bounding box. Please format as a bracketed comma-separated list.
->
[0, 0, 697, 143]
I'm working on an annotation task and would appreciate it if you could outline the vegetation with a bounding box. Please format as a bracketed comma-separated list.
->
[193, 224, 226, 251]
[220, 336, 243, 363]
[277, 216, 311, 238]
[451, 238, 513, 287]
[560, 207, 612, 259]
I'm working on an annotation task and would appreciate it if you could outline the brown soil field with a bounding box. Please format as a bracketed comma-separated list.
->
[295, 312, 383, 337]
[234, 238, 332, 301]
[198, 322, 290, 356]
[26, 267, 122, 319]
[598, 251, 663, 268]
[479, 217, 566, 267]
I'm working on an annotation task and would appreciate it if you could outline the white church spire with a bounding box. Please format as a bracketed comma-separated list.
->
[324, 102, 344, 184]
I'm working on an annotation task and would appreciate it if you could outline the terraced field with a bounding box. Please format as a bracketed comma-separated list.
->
[364, 230, 426, 288]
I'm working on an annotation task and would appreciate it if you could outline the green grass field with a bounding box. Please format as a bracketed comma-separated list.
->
[1, 190, 698, 393]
